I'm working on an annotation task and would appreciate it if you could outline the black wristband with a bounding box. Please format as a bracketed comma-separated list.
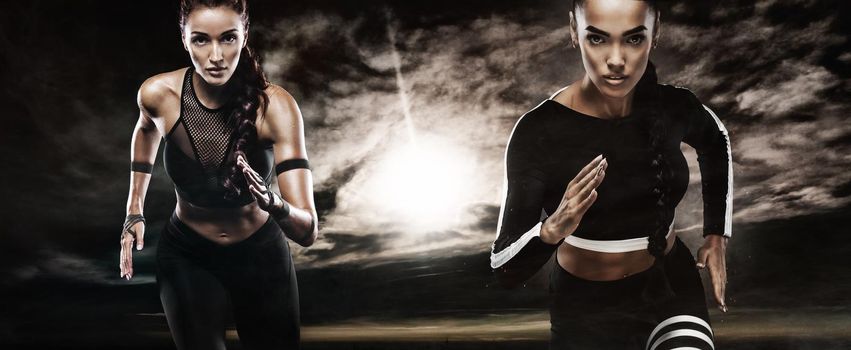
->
[123, 214, 145, 236]
[131, 162, 153, 174]
[271, 196, 291, 218]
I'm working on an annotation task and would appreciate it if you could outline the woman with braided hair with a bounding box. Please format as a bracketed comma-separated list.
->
[490, 0, 732, 349]
[119, 0, 318, 348]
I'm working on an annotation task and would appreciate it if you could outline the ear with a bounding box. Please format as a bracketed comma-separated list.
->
[181, 32, 189, 52]
[243, 26, 249, 49]
[652, 12, 661, 48]
[569, 11, 579, 48]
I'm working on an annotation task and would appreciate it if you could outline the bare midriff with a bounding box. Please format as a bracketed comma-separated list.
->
[557, 233, 677, 281]
[175, 194, 271, 246]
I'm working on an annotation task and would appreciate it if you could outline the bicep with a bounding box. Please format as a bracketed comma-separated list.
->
[136, 79, 165, 135]
[131, 84, 165, 163]
[267, 91, 315, 212]
[682, 99, 730, 153]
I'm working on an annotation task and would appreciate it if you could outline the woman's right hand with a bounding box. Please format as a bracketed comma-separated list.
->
[119, 220, 145, 280]
[540, 154, 608, 244]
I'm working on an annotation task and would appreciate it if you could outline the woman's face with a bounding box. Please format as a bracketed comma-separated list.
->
[571, 0, 658, 99]
[181, 6, 246, 86]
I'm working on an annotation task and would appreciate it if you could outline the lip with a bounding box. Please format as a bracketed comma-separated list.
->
[602, 74, 628, 86]
[206, 67, 227, 76]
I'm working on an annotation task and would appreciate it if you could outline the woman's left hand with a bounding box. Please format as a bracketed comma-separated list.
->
[237, 154, 277, 211]
[697, 234, 729, 312]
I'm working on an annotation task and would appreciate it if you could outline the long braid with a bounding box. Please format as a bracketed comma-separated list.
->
[635, 61, 677, 302]
[222, 45, 269, 200]
[636, 61, 673, 259]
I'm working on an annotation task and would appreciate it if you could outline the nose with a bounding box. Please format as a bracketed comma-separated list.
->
[606, 43, 625, 72]
[210, 42, 224, 64]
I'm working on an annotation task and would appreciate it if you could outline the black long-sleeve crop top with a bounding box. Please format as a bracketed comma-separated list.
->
[490, 84, 733, 288]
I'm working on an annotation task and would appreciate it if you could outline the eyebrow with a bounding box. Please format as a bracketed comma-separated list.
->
[190, 28, 239, 36]
[585, 25, 647, 37]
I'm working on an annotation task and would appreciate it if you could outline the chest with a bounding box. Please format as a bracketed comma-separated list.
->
[536, 118, 690, 212]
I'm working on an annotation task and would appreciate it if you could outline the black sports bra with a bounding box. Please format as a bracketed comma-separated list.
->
[162, 67, 274, 208]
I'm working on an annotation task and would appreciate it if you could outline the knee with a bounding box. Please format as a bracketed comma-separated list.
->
[646, 315, 714, 350]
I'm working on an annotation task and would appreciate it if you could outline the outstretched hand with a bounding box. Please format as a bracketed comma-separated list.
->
[540, 154, 607, 244]
[697, 234, 729, 312]
[119, 218, 145, 280]
[237, 154, 279, 211]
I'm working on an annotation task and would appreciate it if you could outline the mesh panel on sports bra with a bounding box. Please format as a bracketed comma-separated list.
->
[181, 68, 235, 172]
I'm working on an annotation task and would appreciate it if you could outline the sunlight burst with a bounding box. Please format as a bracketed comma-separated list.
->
[364, 139, 476, 232]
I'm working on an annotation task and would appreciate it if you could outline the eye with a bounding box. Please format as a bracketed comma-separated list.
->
[626, 35, 646, 45]
[587, 34, 605, 45]
[191, 36, 208, 45]
[222, 34, 237, 43]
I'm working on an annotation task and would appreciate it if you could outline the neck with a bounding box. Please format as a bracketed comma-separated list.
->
[193, 71, 234, 108]
[579, 75, 635, 119]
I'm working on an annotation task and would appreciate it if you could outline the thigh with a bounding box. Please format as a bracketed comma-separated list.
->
[226, 229, 300, 349]
[157, 225, 229, 350]
[645, 240, 714, 350]
[549, 262, 653, 350]
[550, 309, 649, 350]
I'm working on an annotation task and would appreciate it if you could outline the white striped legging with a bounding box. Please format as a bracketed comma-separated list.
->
[549, 238, 715, 350]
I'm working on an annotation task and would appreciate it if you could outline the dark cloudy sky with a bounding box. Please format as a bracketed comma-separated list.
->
[2, 0, 850, 348]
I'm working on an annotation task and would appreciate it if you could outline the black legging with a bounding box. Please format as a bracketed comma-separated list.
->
[549, 238, 714, 350]
[156, 211, 300, 350]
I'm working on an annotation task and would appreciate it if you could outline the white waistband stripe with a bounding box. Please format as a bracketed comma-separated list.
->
[565, 210, 676, 253]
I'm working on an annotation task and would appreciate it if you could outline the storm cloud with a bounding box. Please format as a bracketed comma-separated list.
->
[252, 0, 851, 267]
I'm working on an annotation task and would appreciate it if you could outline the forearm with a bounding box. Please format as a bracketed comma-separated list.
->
[682, 97, 733, 238]
[127, 120, 160, 215]
[704, 234, 728, 247]
[268, 197, 318, 246]
[126, 173, 151, 215]
[492, 223, 560, 289]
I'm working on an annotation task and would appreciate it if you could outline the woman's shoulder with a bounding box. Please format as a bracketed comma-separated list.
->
[514, 100, 551, 131]
[256, 83, 304, 143]
[506, 98, 557, 146]
[137, 68, 186, 115]
[261, 83, 300, 122]
[656, 83, 704, 110]
[520, 86, 571, 126]
[263, 83, 297, 107]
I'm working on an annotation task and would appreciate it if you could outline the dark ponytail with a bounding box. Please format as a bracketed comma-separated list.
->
[178, 0, 269, 200]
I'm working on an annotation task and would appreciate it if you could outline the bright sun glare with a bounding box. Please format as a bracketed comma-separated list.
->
[362, 138, 476, 233]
